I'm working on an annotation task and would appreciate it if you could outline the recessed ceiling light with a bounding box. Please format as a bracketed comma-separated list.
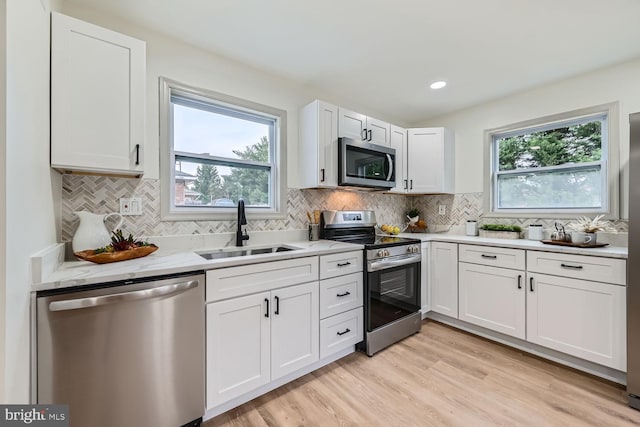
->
[430, 81, 447, 90]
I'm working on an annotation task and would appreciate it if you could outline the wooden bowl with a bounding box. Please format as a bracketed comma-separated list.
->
[74, 245, 158, 264]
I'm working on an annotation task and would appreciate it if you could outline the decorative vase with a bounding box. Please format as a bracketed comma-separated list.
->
[72, 211, 124, 252]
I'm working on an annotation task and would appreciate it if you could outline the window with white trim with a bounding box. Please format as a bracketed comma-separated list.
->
[159, 78, 287, 220]
[487, 104, 618, 217]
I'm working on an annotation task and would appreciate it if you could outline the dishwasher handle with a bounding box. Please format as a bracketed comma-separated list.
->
[49, 280, 199, 312]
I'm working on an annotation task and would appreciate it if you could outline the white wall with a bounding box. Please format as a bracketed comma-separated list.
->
[0, 0, 6, 404]
[419, 58, 640, 219]
[5, 0, 60, 402]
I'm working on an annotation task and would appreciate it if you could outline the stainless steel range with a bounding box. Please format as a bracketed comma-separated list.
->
[321, 210, 422, 355]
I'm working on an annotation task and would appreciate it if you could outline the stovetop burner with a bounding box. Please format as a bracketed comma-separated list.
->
[338, 235, 421, 248]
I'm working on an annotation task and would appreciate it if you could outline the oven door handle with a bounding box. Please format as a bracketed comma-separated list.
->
[368, 254, 421, 272]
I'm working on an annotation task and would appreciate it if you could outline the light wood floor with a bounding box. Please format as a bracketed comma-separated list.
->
[205, 320, 640, 426]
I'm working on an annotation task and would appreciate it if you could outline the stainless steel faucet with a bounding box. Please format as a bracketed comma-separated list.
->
[236, 199, 249, 246]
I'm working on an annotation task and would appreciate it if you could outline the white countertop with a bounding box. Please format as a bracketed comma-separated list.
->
[397, 232, 628, 259]
[32, 235, 362, 292]
[32, 230, 626, 292]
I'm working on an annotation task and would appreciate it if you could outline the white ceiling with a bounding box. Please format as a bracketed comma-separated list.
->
[64, 0, 640, 124]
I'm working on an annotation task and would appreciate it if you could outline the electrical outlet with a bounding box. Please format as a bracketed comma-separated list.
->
[438, 205, 446, 215]
[120, 198, 143, 216]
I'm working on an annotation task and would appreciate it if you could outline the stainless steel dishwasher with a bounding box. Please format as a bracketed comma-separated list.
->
[36, 272, 205, 427]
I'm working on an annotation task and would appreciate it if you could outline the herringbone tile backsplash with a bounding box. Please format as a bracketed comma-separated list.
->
[61, 176, 628, 245]
[61, 176, 410, 241]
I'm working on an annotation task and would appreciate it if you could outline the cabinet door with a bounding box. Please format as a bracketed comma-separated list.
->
[271, 282, 319, 380]
[406, 128, 454, 194]
[206, 292, 271, 409]
[338, 107, 367, 140]
[459, 263, 525, 339]
[366, 117, 391, 146]
[299, 100, 338, 188]
[527, 273, 626, 370]
[389, 125, 407, 193]
[51, 12, 145, 176]
[421, 242, 430, 313]
[430, 242, 458, 317]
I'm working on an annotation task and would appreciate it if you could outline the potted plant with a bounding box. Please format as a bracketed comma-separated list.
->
[405, 208, 420, 223]
[478, 224, 522, 239]
[405, 208, 426, 232]
[567, 215, 615, 245]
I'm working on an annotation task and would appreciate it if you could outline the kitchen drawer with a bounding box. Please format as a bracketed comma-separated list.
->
[459, 244, 525, 270]
[320, 307, 363, 359]
[206, 256, 319, 302]
[319, 251, 363, 279]
[527, 251, 626, 286]
[320, 272, 363, 319]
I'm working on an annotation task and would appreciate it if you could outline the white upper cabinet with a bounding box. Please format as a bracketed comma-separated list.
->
[298, 100, 339, 188]
[51, 12, 145, 177]
[406, 128, 454, 194]
[389, 125, 407, 193]
[338, 107, 390, 146]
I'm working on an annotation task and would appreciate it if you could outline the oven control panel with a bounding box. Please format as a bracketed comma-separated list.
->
[368, 244, 421, 261]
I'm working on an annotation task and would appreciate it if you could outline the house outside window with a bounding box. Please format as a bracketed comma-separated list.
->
[159, 78, 287, 220]
[484, 103, 619, 218]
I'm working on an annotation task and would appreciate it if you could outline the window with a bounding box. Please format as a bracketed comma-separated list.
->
[485, 103, 619, 217]
[160, 78, 287, 220]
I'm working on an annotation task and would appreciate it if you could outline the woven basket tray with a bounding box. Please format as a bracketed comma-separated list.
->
[74, 245, 158, 264]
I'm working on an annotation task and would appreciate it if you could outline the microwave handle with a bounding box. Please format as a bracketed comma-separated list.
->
[386, 153, 394, 182]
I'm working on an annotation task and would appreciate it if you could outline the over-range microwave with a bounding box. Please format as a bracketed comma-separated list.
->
[338, 137, 396, 190]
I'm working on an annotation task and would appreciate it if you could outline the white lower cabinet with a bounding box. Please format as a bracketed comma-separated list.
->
[318, 265, 364, 359]
[459, 263, 526, 339]
[206, 281, 319, 409]
[430, 242, 458, 317]
[421, 242, 430, 313]
[527, 272, 626, 371]
[430, 243, 627, 374]
[206, 292, 271, 408]
[271, 282, 320, 380]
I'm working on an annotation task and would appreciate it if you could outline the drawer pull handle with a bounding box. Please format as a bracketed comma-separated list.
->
[530, 277, 534, 292]
[337, 291, 351, 297]
[337, 262, 351, 267]
[337, 328, 351, 336]
[517, 275, 522, 289]
[561, 263, 583, 270]
[481, 254, 497, 259]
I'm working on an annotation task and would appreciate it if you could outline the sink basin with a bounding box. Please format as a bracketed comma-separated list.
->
[197, 245, 299, 260]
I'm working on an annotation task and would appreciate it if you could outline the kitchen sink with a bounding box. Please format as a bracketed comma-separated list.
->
[197, 245, 299, 260]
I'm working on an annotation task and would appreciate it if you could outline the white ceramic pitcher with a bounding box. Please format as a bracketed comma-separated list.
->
[72, 211, 124, 252]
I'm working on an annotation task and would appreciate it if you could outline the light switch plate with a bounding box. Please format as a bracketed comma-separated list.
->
[120, 198, 143, 216]
[438, 205, 446, 215]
